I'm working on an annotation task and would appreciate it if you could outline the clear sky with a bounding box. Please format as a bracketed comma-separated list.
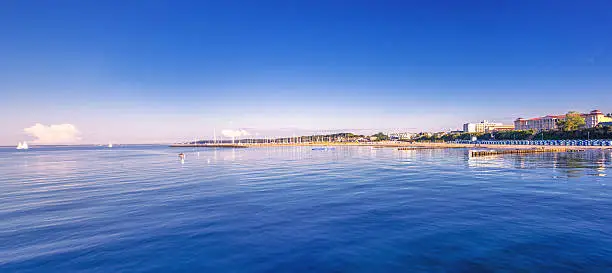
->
[1, 0, 612, 144]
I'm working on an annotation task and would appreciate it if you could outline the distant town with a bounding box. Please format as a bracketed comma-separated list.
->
[464, 109, 612, 133]
[396, 108, 612, 142]
[184, 109, 612, 145]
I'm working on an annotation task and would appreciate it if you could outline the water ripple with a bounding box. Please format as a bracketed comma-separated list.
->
[1, 146, 611, 272]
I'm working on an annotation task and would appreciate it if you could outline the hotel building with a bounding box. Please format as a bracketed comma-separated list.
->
[514, 115, 564, 131]
[514, 110, 612, 131]
[585, 110, 612, 128]
[484, 124, 515, 132]
[463, 120, 509, 133]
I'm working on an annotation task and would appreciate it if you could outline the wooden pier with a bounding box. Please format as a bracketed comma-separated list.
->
[469, 148, 585, 157]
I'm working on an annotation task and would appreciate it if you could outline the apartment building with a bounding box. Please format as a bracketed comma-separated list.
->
[463, 120, 504, 133]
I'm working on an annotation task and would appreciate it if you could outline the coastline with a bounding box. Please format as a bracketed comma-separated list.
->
[170, 142, 612, 150]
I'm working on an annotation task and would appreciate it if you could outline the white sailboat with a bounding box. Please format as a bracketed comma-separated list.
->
[16, 141, 29, 150]
[108, 142, 113, 148]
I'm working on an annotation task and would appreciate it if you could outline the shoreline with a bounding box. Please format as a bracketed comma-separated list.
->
[170, 142, 612, 150]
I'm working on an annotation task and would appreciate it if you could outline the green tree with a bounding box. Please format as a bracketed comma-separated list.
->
[371, 132, 389, 141]
[557, 111, 586, 131]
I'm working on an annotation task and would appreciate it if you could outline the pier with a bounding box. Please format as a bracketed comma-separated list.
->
[469, 148, 585, 157]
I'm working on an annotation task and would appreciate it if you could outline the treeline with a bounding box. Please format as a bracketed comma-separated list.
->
[251, 132, 367, 143]
[413, 130, 535, 141]
[193, 132, 367, 144]
[416, 126, 612, 141]
[537, 126, 612, 140]
[277, 132, 366, 142]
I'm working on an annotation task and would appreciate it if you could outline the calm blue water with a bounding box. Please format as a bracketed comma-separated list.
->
[1, 146, 612, 272]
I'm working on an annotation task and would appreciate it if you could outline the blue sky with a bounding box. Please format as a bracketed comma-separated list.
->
[1, 0, 612, 144]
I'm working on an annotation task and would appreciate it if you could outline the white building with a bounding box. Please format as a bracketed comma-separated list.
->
[585, 110, 612, 128]
[389, 132, 415, 140]
[463, 123, 476, 133]
[463, 120, 503, 133]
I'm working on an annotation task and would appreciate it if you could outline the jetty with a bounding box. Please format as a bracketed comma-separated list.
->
[469, 148, 585, 157]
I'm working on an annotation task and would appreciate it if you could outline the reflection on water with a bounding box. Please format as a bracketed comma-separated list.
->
[195, 146, 389, 163]
[466, 149, 610, 178]
[1, 146, 612, 272]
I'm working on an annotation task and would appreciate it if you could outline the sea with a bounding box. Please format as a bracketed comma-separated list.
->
[1, 145, 611, 272]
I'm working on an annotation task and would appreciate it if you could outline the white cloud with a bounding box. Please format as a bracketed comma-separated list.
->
[221, 129, 250, 138]
[24, 123, 81, 144]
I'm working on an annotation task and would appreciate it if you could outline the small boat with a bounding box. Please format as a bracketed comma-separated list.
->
[178, 153, 185, 160]
[108, 142, 113, 148]
[312, 147, 335, 151]
[16, 141, 29, 150]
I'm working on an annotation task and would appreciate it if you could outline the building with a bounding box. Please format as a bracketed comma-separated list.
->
[598, 122, 612, 127]
[485, 124, 515, 132]
[389, 132, 415, 140]
[433, 132, 448, 138]
[514, 115, 565, 131]
[514, 110, 612, 131]
[414, 132, 433, 138]
[463, 123, 476, 133]
[463, 120, 506, 133]
[585, 110, 612, 128]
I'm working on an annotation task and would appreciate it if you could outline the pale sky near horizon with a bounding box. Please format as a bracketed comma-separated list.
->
[2, 1, 612, 145]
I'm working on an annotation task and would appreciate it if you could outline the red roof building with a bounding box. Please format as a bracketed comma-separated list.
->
[514, 110, 609, 131]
